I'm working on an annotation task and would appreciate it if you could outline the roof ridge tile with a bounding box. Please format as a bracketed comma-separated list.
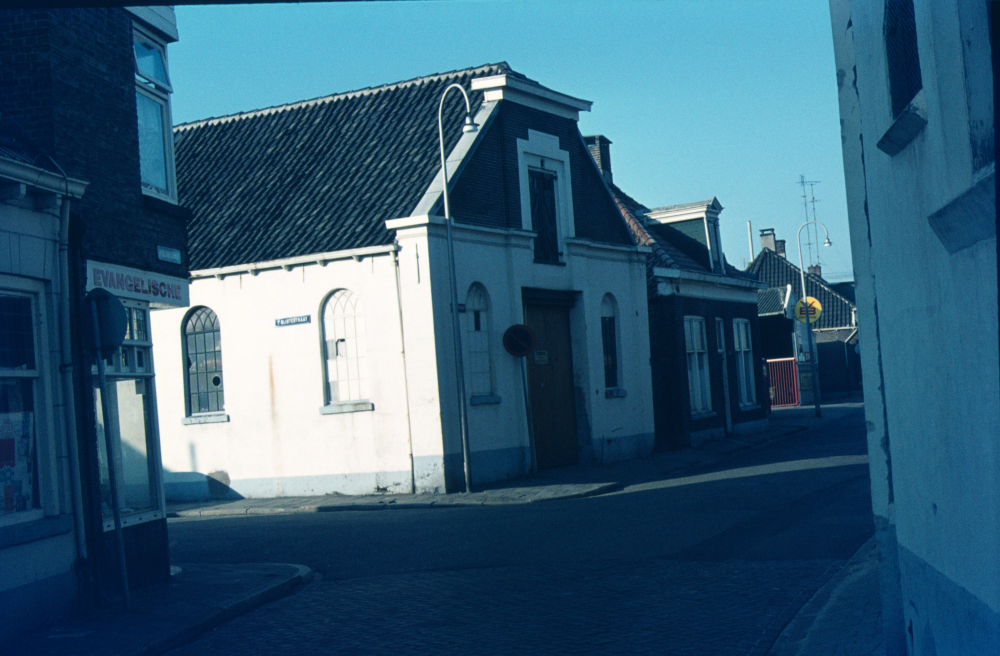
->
[174, 62, 509, 133]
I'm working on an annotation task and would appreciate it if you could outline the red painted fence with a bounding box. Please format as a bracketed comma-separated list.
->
[767, 358, 800, 407]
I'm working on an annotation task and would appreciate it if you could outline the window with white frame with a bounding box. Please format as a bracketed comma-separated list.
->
[734, 318, 757, 407]
[0, 293, 41, 523]
[134, 28, 176, 200]
[183, 307, 224, 416]
[517, 130, 574, 265]
[322, 290, 369, 404]
[601, 294, 619, 389]
[684, 316, 711, 414]
[464, 284, 493, 396]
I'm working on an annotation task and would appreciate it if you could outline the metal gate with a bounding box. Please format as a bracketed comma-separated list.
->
[767, 358, 800, 407]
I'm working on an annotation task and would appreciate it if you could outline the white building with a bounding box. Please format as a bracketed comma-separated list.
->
[153, 64, 655, 498]
[829, 0, 997, 653]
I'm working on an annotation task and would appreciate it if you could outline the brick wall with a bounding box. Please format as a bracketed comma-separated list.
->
[0, 8, 188, 278]
[450, 101, 634, 247]
[648, 294, 769, 450]
[1, 7, 182, 600]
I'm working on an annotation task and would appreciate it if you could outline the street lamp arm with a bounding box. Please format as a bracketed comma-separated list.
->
[438, 83, 473, 219]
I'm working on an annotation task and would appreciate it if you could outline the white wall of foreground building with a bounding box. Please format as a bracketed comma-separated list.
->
[393, 215, 654, 489]
[153, 246, 441, 498]
[829, 0, 999, 653]
[154, 214, 655, 500]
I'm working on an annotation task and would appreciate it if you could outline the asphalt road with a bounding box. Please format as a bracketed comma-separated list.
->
[166, 404, 873, 655]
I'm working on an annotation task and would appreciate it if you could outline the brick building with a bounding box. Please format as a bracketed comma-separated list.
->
[0, 7, 188, 639]
[594, 153, 770, 449]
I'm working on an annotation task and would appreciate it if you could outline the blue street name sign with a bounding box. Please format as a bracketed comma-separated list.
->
[275, 315, 311, 327]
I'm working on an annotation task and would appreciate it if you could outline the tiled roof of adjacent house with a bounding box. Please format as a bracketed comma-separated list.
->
[758, 286, 790, 317]
[609, 183, 760, 286]
[173, 63, 512, 270]
[748, 248, 855, 329]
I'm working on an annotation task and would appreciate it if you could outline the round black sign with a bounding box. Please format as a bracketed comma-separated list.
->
[502, 324, 536, 358]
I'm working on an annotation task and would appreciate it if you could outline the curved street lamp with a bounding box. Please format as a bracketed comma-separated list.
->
[796, 220, 831, 418]
[438, 84, 478, 492]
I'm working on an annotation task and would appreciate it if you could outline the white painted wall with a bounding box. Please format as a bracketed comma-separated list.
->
[830, 0, 999, 651]
[154, 218, 654, 498]
[398, 215, 655, 486]
[152, 249, 443, 497]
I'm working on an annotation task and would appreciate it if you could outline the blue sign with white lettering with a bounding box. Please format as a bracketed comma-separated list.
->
[275, 315, 311, 327]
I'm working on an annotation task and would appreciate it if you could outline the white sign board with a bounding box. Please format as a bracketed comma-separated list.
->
[86, 260, 189, 308]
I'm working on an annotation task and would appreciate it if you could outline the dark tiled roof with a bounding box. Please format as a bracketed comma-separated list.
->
[609, 185, 763, 299]
[758, 286, 789, 316]
[174, 63, 511, 270]
[747, 249, 855, 329]
[607, 182, 648, 216]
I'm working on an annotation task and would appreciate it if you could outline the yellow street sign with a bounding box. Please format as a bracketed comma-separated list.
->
[794, 297, 823, 324]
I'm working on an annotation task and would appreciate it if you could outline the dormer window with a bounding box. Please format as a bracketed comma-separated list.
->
[133, 29, 176, 201]
[529, 169, 559, 264]
[516, 130, 575, 265]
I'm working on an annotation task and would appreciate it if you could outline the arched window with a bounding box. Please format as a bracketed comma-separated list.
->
[464, 284, 492, 396]
[183, 306, 224, 415]
[600, 294, 619, 389]
[322, 290, 368, 404]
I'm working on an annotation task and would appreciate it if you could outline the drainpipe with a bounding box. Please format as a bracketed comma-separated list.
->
[58, 194, 87, 560]
[392, 247, 416, 494]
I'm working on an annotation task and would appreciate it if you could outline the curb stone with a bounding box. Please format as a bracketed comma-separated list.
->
[168, 482, 624, 517]
[763, 536, 879, 656]
[139, 563, 313, 656]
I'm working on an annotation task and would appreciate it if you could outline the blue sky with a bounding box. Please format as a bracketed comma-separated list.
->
[171, 1, 853, 281]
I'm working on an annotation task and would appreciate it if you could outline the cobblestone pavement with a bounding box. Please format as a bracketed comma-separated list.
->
[769, 537, 885, 656]
[167, 559, 845, 656]
[157, 403, 873, 656]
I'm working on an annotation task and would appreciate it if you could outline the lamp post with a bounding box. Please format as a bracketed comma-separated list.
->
[796, 221, 831, 418]
[438, 83, 478, 493]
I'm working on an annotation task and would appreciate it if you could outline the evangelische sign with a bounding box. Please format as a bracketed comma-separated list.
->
[86, 261, 189, 308]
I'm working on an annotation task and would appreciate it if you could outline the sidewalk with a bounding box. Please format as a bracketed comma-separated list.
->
[767, 536, 885, 656]
[4, 563, 312, 656]
[169, 404, 829, 518]
[6, 401, 862, 655]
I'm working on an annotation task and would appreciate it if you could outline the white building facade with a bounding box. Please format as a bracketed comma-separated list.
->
[154, 65, 655, 499]
[829, 0, 998, 653]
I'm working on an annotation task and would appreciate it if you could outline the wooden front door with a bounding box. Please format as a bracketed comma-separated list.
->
[523, 303, 578, 469]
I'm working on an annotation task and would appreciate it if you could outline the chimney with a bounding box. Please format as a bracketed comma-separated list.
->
[808, 264, 822, 278]
[760, 228, 776, 252]
[584, 135, 613, 184]
[776, 239, 786, 258]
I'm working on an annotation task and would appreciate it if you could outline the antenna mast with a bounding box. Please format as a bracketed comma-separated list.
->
[798, 175, 821, 267]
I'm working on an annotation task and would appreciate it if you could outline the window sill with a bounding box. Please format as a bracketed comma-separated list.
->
[605, 388, 627, 399]
[691, 411, 716, 420]
[0, 514, 72, 550]
[320, 400, 375, 415]
[739, 404, 761, 412]
[470, 395, 501, 406]
[103, 509, 163, 532]
[183, 412, 230, 425]
[876, 90, 927, 156]
[533, 259, 566, 266]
